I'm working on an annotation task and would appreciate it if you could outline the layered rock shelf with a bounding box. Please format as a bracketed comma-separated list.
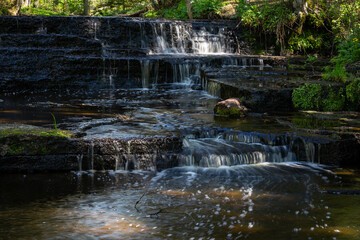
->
[0, 16, 359, 172]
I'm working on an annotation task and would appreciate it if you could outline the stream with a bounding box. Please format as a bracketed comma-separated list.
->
[0, 16, 359, 239]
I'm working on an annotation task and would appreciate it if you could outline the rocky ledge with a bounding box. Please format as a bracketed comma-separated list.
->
[0, 124, 182, 173]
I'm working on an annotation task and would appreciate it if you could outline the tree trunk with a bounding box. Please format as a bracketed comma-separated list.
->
[83, 0, 89, 15]
[186, 0, 192, 19]
[16, 0, 22, 15]
[34, 0, 39, 8]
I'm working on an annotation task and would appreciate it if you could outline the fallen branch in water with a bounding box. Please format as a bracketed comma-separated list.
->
[134, 192, 147, 213]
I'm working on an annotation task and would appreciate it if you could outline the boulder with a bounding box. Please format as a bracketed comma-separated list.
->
[214, 98, 248, 117]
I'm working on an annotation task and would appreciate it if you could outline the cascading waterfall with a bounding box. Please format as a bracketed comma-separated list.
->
[180, 137, 296, 167]
[177, 129, 326, 168]
[147, 21, 234, 55]
[140, 60, 150, 88]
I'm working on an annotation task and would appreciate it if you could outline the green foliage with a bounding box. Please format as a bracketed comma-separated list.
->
[143, 9, 163, 18]
[323, 30, 360, 82]
[192, 0, 224, 18]
[22, 7, 68, 16]
[235, 0, 295, 52]
[292, 84, 348, 111]
[288, 30, 324, 53]
[346, 78, 360, 110]
[321, 86, 345, 111]
[163, 0, 188, 19]
[306, 55, 318, 64]
[127, 4, 147, 14]
[0, 0, 13, 15]
[236, 0, 294, 33]
[326, 0, 360, 42]
[323, 64, 348, 82]
[292, 83, 322, 110]
[235, 0, 360, 54]
[50, 113, 58, 134]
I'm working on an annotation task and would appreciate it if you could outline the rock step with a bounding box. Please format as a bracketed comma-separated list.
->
[203, 67, 321, 80]
[0, 34, 102, 49]
[0, 132, 182, 173]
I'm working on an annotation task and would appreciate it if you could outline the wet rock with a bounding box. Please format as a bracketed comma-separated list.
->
[214, 98, 248, 117]
[0, 124, 183, 173]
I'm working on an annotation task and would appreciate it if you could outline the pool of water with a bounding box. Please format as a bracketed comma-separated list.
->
[1, 163, 359, 239]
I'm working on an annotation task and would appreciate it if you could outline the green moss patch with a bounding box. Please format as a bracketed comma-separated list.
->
[0, 124, 75, 156]
[0, 125, 73, 139]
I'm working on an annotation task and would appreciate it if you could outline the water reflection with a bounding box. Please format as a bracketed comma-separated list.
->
[0, 164, 359, 239]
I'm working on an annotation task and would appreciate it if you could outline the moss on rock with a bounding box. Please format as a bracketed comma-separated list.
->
[214, 98, 248, 118]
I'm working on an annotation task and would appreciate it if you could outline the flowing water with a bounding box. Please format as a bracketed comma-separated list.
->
[0, 17, 359, 239]
[0, 165, 359, 239]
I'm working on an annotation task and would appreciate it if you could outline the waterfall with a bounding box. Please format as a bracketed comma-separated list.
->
[77, 154, 83, 172]
[114, 155, 120, 171]
[88, 141, 95, 171]
[147, 21, 234, 55]
[180, 138, 296, 167]
[140, 60, 150, 88]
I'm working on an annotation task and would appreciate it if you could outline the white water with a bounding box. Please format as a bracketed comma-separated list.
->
[148, 22, 233, 55]
[180, 138, 296, 167]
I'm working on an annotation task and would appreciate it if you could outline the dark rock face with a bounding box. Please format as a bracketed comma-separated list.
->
[201, 57, 339, 112]
[214, 98, 248, 117]
[0, 134, 182, 173]
[0, 16, 241, 93]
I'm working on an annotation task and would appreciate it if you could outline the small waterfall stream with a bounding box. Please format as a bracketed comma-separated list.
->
[148, 21, 233, 55]
[1, 16, 358, 240]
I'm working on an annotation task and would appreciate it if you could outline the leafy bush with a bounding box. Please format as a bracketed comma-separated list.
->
[292, 83, 322, 110]
[288, 30, 324, 54]
[192, 0, 224, 18]
[292, 84, 349, 111]
[0, 0, 13, 15]
[346, 78, 360, 110]
[321, 86, 345, 111]
[143, 9, 164, 18]
[164, 0, 188, 19]
[323, 30, 360, 82]
[236, 0, 295, 52]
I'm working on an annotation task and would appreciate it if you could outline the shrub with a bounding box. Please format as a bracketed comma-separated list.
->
[321, 86, 345, 111]
[292, 83, 322, 110]
[346, 78, 360, 110]
[323, 29, 360, 82]
[0, 0, 13, 15]
[192, 0, 224, 18]
[164, 0, 188, 19]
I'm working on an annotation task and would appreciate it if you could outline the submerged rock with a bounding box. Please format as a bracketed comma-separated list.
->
[214, 98, 248, 118]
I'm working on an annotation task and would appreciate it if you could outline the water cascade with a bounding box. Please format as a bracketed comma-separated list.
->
[1, 16, 359, 240]
[148, 21, 234, 55]
[0, 16, 355, 170]
[180, 137, 295, 167]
